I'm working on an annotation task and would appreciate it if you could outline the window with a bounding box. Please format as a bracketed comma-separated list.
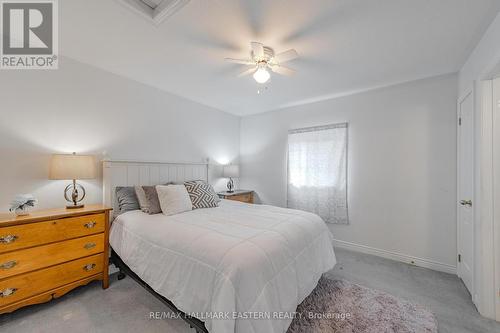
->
[287, 123, 348, 224]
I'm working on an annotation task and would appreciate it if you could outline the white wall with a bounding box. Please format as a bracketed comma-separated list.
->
[0, 57, 240, 211]
[240, 74, 458, 268]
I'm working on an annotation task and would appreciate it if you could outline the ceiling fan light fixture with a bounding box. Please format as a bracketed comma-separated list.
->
[225, 42, 297, 83]
[253, 67, 270, 84]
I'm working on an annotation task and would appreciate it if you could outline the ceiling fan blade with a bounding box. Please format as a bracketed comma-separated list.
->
[238, 66, 257, 77]
[270, 65, 295, 76]
[225, 58, 255, 65]
[273, 49, 299, 64]
[251, 42, 264, 59]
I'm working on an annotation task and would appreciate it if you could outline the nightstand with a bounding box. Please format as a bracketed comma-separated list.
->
[0, 204, 112, 314]
[218, 190, 254, 204]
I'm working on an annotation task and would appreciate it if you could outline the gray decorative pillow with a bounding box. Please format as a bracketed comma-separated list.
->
[184, 181, 219, 209]
[115, 187, 140, 215]
[142, 186, 162, 214]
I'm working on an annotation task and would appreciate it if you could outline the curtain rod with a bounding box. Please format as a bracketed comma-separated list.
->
[288, 122, 348, 134]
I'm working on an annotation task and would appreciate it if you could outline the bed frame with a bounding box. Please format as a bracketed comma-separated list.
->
[103, 160, 211, 333]
[111, 249, 208, 333]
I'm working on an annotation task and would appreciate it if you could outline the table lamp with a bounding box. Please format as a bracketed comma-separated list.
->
[49, 153, 96, 209]
[223, 164, 239, 193]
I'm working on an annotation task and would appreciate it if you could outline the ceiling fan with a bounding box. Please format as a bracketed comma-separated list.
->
[225, 42, 298, 84]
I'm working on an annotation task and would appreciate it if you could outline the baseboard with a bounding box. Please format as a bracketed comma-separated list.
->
[333, 239, 457, 275]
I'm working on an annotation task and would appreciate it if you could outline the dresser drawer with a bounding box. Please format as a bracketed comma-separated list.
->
[228, 193, 253, 203]
[0, 234, 104, 279]
[0, 254, 103, 307]
[0, 213, 105, 254]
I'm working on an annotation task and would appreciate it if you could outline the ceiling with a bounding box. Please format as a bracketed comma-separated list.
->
[140, 0, 164, 9]
[59, 0, 500, 116]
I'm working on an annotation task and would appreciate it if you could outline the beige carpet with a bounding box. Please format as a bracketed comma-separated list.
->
[287, 277, 438, 333]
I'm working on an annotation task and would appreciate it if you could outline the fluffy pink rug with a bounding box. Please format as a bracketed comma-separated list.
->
[287, 278, 438, 333]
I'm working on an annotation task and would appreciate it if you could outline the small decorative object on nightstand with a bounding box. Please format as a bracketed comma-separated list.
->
[49, 153, 96, 209]
[0, 205, 112, 314]
[223, 164, 239, 193]
[218, 190, 254, 204]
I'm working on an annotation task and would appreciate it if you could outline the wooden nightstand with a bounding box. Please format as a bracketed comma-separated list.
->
[0, 204, 112, 314]
[218, 190, 254, 204]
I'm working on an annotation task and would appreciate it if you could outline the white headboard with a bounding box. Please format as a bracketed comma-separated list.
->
[103, 160, 209, 217]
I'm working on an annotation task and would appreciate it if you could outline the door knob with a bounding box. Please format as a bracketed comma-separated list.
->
[460, 200, 472, 207]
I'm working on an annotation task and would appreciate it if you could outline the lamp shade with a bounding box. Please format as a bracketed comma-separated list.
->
[49, 154, 96, 180]
[223, 165, 239, 178]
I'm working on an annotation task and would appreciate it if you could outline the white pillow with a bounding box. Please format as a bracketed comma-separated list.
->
[156, 185, 192, 216]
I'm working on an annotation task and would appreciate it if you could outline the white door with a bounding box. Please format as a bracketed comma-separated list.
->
[493, 78, 500, 320]
[457, 91, 474, 295]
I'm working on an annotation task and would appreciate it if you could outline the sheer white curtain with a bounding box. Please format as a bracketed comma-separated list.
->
[287, 123, 348, 224]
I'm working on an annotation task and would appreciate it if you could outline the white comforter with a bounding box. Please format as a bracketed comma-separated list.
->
[110, 199, 336, 333]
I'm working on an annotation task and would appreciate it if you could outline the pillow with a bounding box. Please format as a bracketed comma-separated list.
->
[134, 186, 150, 213]
[184, 181, 219, 209]
[156, 185, 192, 216]
[184, 180, 220, 203]
[142, 186, 162, 215]
[115, 187, 140, 215]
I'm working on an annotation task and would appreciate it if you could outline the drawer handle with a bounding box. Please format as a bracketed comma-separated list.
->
[0, 235, 18, 244]
[83, 263, 96, 272]
[0, 260, 17, 270]
[0, 288, 17, 298]
[84, 243, 96, 250]
[84, 221, 97, 229]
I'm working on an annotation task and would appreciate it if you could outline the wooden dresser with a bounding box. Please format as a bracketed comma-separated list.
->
[0, 204, 112, 314]
[218, 190, 254, 204]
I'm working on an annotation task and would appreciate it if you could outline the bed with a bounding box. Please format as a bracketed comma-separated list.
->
[104, 160, 337, 333]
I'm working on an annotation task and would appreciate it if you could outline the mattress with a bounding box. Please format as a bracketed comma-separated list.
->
[109, 199, 336, 333]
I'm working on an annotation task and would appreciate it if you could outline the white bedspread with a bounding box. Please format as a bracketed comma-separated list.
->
[110, 199, 336, 333]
